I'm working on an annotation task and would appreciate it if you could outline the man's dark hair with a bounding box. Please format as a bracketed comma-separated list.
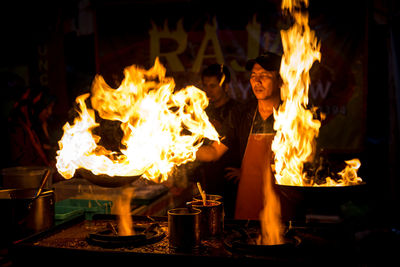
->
[245, 52, 282, 72]
[201, 64, 231, 86]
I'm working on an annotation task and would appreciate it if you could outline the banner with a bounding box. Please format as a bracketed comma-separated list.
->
[95, 0, 367, 152]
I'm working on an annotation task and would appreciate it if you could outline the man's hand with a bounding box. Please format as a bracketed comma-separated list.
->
[225, 167, 241, 183]
[196, 141, 228, 162]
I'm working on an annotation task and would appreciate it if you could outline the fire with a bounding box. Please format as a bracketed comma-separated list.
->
[259, 167, 284, 245]
[272, 0, 363, 186]
[56, 58, 219, 183]
[114, 187, 135, 236]
[337, 159, 363, 185]
[259, 0, 363, 246]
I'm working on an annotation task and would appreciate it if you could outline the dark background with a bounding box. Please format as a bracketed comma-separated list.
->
[1, 0, 399, 224]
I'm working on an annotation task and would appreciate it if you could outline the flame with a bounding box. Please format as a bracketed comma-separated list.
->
[56, 58, 219, 182]
[272, 0, 362, 186]
[115, 187, 135, 236]
[259, 0, 363, 246]
[337, 159, 363, 185]
[259, 166, 284, 245]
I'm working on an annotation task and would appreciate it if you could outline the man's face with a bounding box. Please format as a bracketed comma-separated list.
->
[202, 76, 227, 105]
[250, 63, 280, 100]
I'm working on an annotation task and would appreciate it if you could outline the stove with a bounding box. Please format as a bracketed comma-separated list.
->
[86, 221, 165, 248]
[10, 214, 388, 266]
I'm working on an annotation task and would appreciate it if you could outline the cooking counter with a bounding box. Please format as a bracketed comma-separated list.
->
[14, 216, 238, 264]
[52, 177, 193, 218]
[5, 177, 400, 266]
[10, 213, 399, 266]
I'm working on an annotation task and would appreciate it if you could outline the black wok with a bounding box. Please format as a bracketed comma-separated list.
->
[274, 182, 368, 222]
[77, 168, 142, 187]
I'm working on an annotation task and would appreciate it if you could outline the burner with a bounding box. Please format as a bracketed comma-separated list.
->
[87, 222, 165, 248]
[224, 226, 301, 256]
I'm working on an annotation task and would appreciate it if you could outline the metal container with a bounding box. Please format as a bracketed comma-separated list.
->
[193, 194, 223, 202]
[191, 200, 224, 239]
[193, 194, 225, 219]
[0, 188, 55, 246]
[1, 166, 53, 188]
[168, 207, 201, 250]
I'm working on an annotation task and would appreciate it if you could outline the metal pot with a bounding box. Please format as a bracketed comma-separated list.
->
[1, 166, 53, 188]
[0, 188, 55, 246]
[168, 207, 201, 250]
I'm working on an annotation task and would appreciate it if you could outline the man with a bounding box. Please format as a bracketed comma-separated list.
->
[197, 63, 241, 218]
[201, 63, 237, 133]
[196, 52, 282, 220]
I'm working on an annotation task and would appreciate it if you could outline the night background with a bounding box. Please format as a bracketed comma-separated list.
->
[0, 0, 399, 262]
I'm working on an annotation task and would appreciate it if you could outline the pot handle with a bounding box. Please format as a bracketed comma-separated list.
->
[34, 169, 51, 200]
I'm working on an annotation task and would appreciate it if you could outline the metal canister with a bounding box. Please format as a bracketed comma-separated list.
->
[0, 188, 55, 247]
[191, 200, 223, 239]
[168, 207, 201, 250]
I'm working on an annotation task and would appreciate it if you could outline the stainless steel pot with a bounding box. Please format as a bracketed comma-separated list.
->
[1, 166, 53, 188]
[0, 188, 54, 246]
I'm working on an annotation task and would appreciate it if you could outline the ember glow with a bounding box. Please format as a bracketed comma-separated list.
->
[272, 0, 363, 187]
[56, 58, 219, 182]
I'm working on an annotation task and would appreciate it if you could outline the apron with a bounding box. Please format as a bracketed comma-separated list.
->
[234, 110, 275, 220]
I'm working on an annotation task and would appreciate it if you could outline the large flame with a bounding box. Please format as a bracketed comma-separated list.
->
[259, 166, 284, 245]
[56, 58, 219, 182]
[259, 0, 363, 246]
[272, 0, 362, 186]
[115, 187, 135, 236]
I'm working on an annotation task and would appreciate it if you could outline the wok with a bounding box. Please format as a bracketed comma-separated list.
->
[274, 182, 368, 222]
[275, 182, 367, 201]
[77, 168, 142, 187]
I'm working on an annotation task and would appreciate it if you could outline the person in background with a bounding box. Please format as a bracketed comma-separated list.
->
[197, 63, 242, 218]
[201, 64, 237, 133]
[31, 90, 58, 165]
[196, 52, 282, 220]
[0, 72, 27, 169]
[7, 85, 55, 167]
